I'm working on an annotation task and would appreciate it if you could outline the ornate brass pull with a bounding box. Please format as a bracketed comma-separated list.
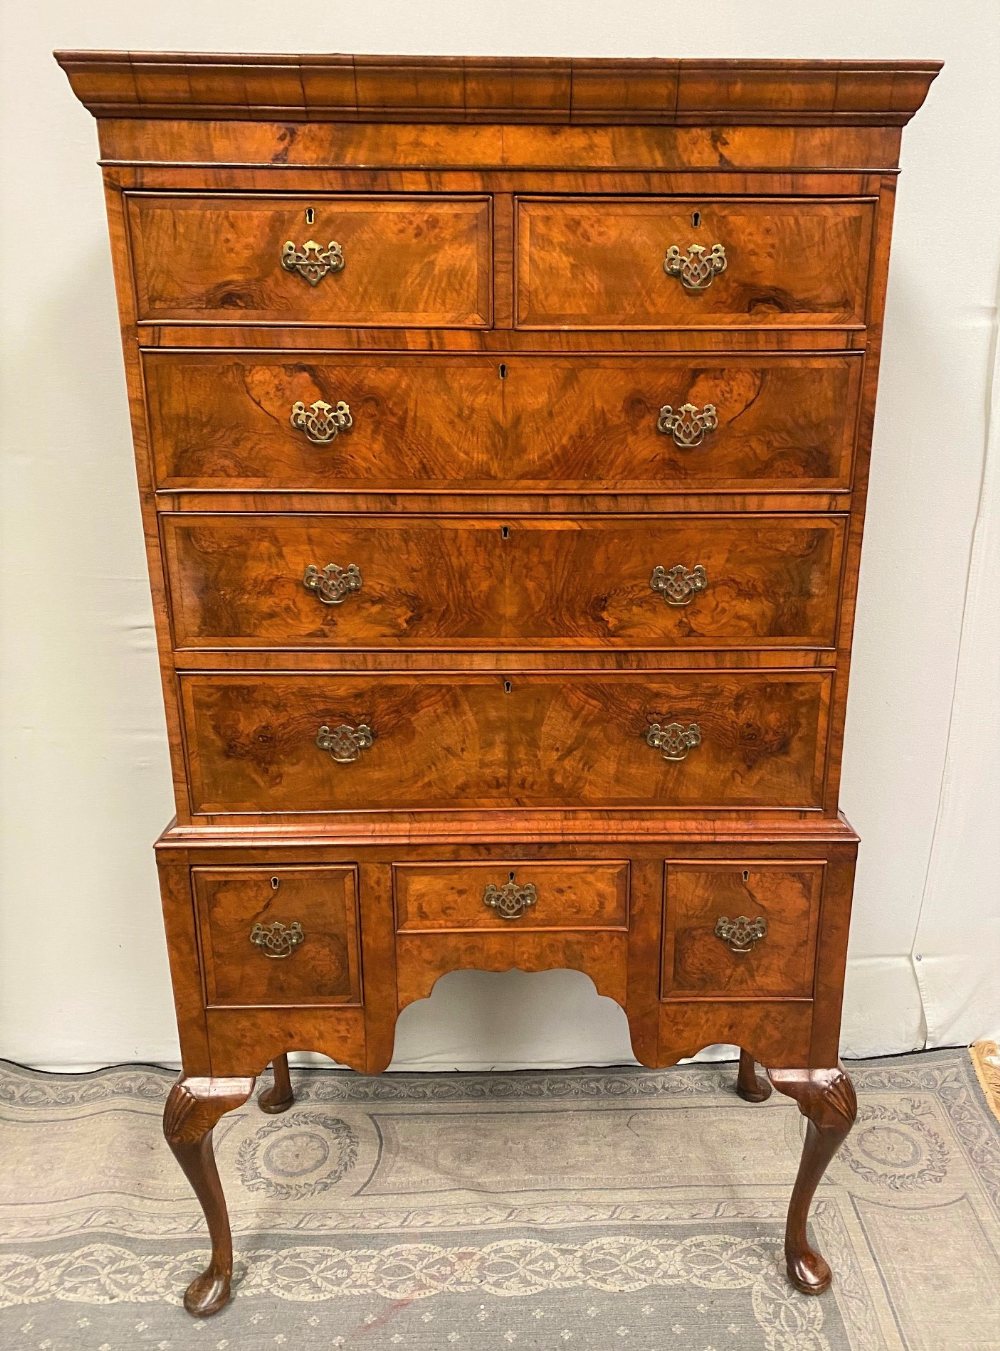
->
[657, 402, 718, 448]
[290, 399, 353, 445]
[715, 915, 767, 954]
[303, 563, 363, 606]
[663, 242, 727, 290]
[281, 239, 345, 285]
[650, 564, 708, 607]
[316, 723, 374, 764]
[645, 721, 702, 762]
[249, 920, 304, 959]
[483, 874, 538, 920]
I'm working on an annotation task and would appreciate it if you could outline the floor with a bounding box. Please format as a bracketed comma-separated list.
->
[1, 1049, 998, 1350]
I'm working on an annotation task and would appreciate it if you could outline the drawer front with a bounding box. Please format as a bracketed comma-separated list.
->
[180, 671, 831, 814]
[516, 197, 874, 329]
[662, 861, 823, 999]
[193, 864, 362, 1006]
[394, 860, 629, 931]
[145, 351, 860, 492]
[163, 513, 846, 650]
[127, 194, 492, 326]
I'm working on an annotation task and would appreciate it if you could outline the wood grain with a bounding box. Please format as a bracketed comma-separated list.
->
[55, 52, 940, 128]
[516, 197, 874, 329]
[661, 861, 823, 998]
[178, 670, 832, 814]
[192, 864, 362, 1006]
[143, 351, 861, 493]
[162, 512, 846, 651]
[393, 859, 629, 931]
[128, 194, 493, 326]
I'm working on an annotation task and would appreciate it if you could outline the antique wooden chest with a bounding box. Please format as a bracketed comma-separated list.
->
[58, 51, 938, 1314]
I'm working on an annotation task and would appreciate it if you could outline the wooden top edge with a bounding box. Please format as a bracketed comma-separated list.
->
[54, 51, 941, 126]
[154, 814, 861, 851]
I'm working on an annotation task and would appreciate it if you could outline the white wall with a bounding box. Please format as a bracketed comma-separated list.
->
[1, 0, 997, 1071]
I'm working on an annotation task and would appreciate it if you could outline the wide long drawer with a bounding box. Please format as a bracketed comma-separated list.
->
[179, 671, 832, 814]
[516, 196, 875, 329]
[144, 351, 861, 492]
[127, 193, 493, 326]
[162, 513, 846, 650]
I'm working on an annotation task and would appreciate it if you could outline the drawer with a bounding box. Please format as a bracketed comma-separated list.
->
[179, 671, 831, 814]
[163, 513, 846, 651]
[661, 861, 823, 999]
[193, 864, 362, 1006]
[144, 351, 860, 492]
[127, 194, 492, 326]
[516, 197, 874, 329]
[394, 860, 629, 931]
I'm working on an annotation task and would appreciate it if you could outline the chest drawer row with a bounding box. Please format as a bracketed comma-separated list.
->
[179, 670, 831, 815]
[163, 512, 846, 651]
[128, 193, 874, 329]
[193, 858, 824, 1010]
[145, 352, 861, 492]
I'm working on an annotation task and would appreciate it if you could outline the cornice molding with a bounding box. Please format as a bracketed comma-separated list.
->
[55, 52, 941, 126]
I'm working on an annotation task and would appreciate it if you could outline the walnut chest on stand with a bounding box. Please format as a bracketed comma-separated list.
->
[57, 50, 939, 1315]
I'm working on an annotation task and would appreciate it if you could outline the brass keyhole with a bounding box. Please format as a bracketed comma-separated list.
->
[500, 524, 510, 540]
[498, 362, 508, 379]
[270, 876, 280, 891]
[503, 680, 513, 694]
[305, 206, 315, 225]
[742, 870, 750, 883]
[692, 210, 702, 228]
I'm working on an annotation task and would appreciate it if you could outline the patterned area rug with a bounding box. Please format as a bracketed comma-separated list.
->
[1, 1050, 998, 1350]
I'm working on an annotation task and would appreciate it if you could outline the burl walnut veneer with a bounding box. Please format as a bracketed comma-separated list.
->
[59, 51, 939, 1315]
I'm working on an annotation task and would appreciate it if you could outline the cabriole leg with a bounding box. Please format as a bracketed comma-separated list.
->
[767, 1064, 857, 1295]
[259, 1054, 295, 1114]
[736, 1048, 772, 1102]
[163, 1075, 255, 1316]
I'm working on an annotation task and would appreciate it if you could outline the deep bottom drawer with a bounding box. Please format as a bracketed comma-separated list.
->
[179, 671, 832, 814]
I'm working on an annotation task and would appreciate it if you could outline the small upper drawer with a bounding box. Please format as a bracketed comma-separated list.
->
[661, 861, 823, 999]
[193, 864, 362, 1007]
[127, 194, 493, 326]
[394, 860, 629, 931]
[516, 197, 874, 329]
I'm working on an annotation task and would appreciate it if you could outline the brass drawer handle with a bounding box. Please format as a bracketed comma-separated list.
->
[664, 242, 727, 290]
[290, 398, 353, 445]
[650, 564, 708, 607]
[281, 238, 345, 285]
[316, 722, 374, 764]
[483, 873, 538, 920]
[249, 920, 304, 959]
[646, 721, 701, 762]
[715, 915, 767, 954]
[657, 402, 718, 448]
[303, 563, 363, 606]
